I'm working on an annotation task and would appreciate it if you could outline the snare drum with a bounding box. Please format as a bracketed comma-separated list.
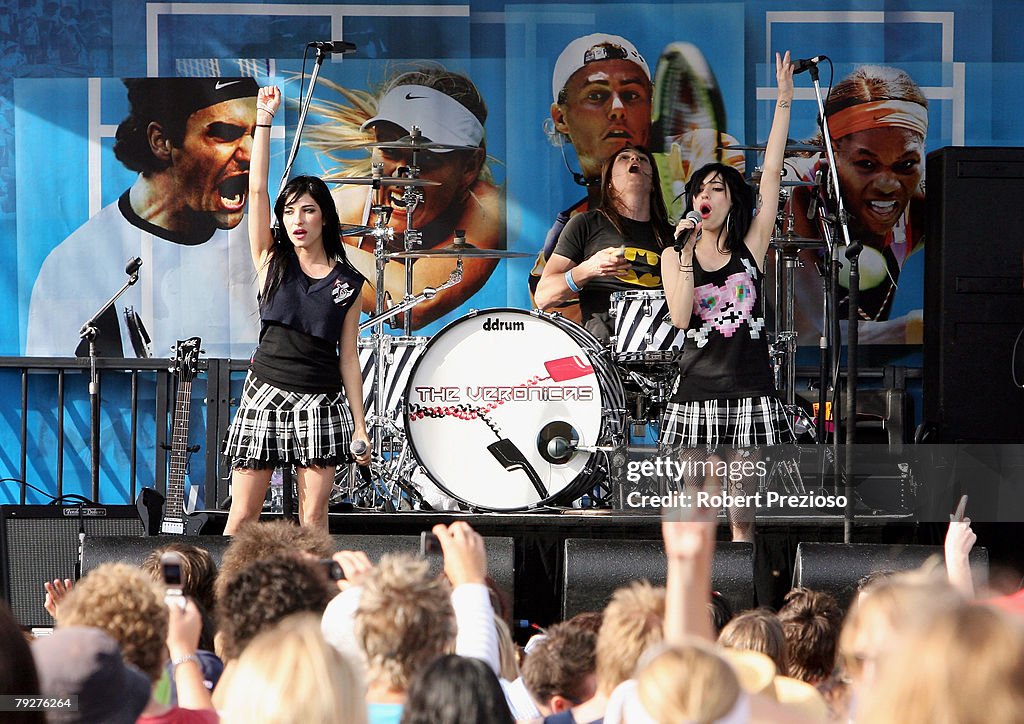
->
[403, 308, 625, 511]
[609, 290, 685, 364]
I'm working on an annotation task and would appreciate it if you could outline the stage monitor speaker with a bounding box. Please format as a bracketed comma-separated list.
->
[793, 542, 988, 610]
[925, 146, 1024, 443]
[0, 505, 145, 628]
[81, 533, 515, 609]
[562, 538, 753, 620]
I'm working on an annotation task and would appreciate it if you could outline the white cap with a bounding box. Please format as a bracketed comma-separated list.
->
[551, 33, 651, 103]
[361, 84, 484, 151]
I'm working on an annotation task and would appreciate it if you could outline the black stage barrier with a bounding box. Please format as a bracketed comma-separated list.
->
[562, 538, 754, 619]
[0, 505, 144, 628]
[793, 541, 988, 610]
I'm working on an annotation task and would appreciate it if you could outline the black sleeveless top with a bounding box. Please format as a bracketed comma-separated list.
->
[670, 243, 774, 402]
[252, 253, 363, 393]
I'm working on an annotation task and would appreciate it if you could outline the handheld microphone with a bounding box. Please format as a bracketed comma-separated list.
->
[125, 257, 143, 276]
[308, 40, 357, 53]
[792, 55, 824, 75]
[350, 439, 372, 485]
[674, 210, 703, 250]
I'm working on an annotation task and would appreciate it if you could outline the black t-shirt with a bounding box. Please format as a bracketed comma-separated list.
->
[670, 244, 775, 402]
[552, 209, 669, 322]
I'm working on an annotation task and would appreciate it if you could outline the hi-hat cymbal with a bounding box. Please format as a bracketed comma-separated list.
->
[324, 175, 441, 187]
[354, 135, 479, 152]
[770, 236, 825, 252]
[388, 243, 532, 259]
[722, 142, 821, 153]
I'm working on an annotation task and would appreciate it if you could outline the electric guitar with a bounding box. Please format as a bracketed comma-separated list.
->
[136, 337, 208, 535]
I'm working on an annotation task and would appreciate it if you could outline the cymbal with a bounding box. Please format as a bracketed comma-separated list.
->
[324, 175, 441, 187]
[770, 236, 825, 252]
[388, 243, 533, 259]
[722, 142, 821, 153]
[748, 175, 818, 188]
[354, 135, 479, 152]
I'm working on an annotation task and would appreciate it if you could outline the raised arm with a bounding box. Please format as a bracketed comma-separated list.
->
[745, 51, 794, 264]
[249, 86, 281, 289]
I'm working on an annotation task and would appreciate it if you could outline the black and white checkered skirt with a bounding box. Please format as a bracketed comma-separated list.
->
[221, 372, 354, 469]
[660, 395, 795, 449]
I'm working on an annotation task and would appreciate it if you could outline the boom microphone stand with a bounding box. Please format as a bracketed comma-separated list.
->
[803, 58, 859, 543]
[78, 256, 143, 501]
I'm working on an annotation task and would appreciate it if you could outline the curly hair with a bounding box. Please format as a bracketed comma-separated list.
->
[777, 588, 843, 683]
[216, 520, 333, 605]
[355, 553, 455, 691]
[216, 554, 336, 661]
[58, 563, 168, 682]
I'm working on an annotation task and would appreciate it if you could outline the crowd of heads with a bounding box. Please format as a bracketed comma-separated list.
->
[2, 515, 1022, 724]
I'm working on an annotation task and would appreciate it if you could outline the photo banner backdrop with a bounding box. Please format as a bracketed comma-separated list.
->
[0, 0, 1021, 503]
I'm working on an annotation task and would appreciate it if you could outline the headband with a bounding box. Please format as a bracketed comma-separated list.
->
[361, 84, 484, 150]
[828, 99, 928, 140]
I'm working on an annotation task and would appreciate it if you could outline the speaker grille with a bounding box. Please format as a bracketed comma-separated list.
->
[1, 507, 144, 627]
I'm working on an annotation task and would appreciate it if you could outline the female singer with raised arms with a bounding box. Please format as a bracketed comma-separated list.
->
[223, 86, 370, 534]
[661, 53, 795, 542]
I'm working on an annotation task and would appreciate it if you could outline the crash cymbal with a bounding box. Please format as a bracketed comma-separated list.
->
[722, 142, 822, 153]
[354, 135, 479, 152]
[324, 175, 441, 187]
[770, 236, 825, 252]
[748, 174, 818, 188]
[388, 243, 533, 259]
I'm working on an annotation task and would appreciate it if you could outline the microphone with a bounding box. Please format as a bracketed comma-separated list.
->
[792, 55, 824, 75]
[350, 439, 372, 486]
[308, 40, 357, 53]
[674, 210, 703, 249]
[125, 257, 143, 276]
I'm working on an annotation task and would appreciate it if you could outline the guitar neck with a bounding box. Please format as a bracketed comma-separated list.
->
[163, 377, 194, 532]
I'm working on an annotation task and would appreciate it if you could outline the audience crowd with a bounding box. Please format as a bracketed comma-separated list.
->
[2, 511, 1022, 723]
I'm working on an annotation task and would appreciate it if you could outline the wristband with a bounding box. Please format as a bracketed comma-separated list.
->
[564, 269, 581, 293]
[171, 653, 200, 671]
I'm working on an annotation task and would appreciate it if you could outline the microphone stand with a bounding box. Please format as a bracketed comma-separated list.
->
[279, 42, 356, 191]
[78, 260, 142, 501]
[805, 60, 859, 543]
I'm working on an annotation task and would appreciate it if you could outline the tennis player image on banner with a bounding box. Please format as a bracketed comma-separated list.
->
[23, 77, 262, 359]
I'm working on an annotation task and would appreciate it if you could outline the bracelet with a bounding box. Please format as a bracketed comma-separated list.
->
[564, 269, 581, 293]
[171, 653, 200, 671]
[256, 106, 275, 117]
[255, 123, 272, 128]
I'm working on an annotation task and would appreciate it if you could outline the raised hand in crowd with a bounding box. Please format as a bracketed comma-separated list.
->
[43, 576, 73, 619]
[433, 521, 488, 586]
[331, 549, 374, 592]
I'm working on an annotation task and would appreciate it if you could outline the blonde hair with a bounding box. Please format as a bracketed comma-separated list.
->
[858, 604, 1024, 724]
[494, 614, 520, 681]
[718, 608, 788, 676]
[220, 613, 366, 724]
[58, 563, 167, 682]
[355, 553, 455, 691]
[595, 581, 665, 693]
[635, 641, 741, 724]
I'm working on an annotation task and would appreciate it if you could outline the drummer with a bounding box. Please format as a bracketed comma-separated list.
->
[535, 144, 673, 343]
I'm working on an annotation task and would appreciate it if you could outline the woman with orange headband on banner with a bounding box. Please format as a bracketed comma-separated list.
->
[790, 65, 929, 345]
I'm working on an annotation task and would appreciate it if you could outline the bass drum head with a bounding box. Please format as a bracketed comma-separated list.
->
[404, 308, 621, 511]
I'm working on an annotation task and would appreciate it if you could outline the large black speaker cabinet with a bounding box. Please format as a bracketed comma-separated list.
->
[81, 533, 515, 606]
[793, 542, 988, 610]
[0, 506, 145, 628]
[562, 539, 753, 619]
[925, 147, 1024, 443]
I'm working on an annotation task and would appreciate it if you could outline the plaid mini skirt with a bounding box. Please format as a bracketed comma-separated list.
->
[660, 395, 795, 450]
[221, 371, 355, 470]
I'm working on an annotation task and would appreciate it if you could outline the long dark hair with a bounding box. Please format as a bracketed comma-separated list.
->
[684, 162, 755, 254]
[261, 175, 357, 306]
[596, 144, 673, 248]
[401, 655, 514, 724]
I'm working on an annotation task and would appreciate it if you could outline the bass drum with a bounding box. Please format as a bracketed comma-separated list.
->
[404, 308, 625, 511]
